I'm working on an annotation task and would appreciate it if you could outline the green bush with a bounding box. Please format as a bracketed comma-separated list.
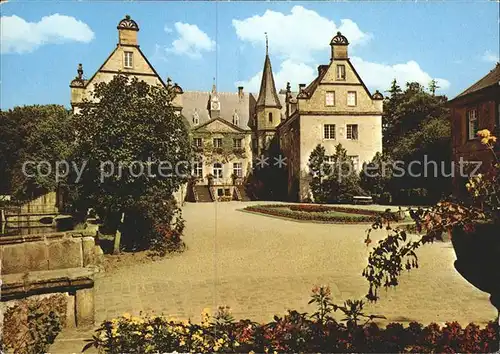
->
[379, 192, 392, 205]
[1, 294, 66, 354]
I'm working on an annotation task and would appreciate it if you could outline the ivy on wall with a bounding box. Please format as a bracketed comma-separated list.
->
[192, 131, 249, 164]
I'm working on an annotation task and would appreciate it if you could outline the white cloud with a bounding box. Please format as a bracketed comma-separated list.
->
[481, 50, 499, 63]
[0, 14, 94, 54]
[351, 56, 451, 93]
[232, 6, 371, 62]
[236, 59, 316, 93]
[167, 22, 215, 59]
[234, 7, 450, 95]
[164, 25, 173, 33]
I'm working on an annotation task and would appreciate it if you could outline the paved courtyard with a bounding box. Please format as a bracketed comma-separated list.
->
[50, 201, 497, 352]
[94, 201, 496, 324]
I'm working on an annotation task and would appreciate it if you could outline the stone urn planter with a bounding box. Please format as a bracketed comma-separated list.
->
[452, 222, 500, 312]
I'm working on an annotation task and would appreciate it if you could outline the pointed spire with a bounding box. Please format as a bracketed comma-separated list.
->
[256, 33, 282, 109]
[265, 32, 268, 55]
[212, 77, 216, 93]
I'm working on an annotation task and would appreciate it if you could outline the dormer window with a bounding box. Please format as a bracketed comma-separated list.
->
[336, 65, 346, 80]
[233, 111, 239, 126]
[124, 51, 133, 68]
[268, 112, 273, 123]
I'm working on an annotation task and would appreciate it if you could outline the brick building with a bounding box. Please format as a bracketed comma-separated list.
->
[449, 63, 500, 196]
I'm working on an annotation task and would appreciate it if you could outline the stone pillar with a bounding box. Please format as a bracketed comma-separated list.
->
[75, 288, 94, 327]
[66, 293, 76, 328]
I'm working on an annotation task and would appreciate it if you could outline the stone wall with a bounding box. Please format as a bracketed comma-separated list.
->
[0, 231, 103, 275]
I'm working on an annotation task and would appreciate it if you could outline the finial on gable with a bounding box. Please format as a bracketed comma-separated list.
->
[77, 63, 83, 79]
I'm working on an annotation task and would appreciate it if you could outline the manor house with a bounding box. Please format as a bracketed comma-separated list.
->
[70, 15, 383, 202]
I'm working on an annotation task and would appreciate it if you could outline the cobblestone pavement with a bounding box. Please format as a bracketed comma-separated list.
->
[49, 201, 497, 352]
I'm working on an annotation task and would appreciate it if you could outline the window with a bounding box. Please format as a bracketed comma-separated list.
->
[213, 138, 222, 148]
[193, 162, 203, 177]
[348, 155, 360, 170]
[233, 138, 242, 149]
[193, 138, 203, 147]
[323, 124, 336, 140]
[336, 65, 346, 80]
[252, 139, 258, 150]
[193, 111, 199, 125]
[233, 162, 242, 178]
[326, 156, 336, 164]
[233, 112, 240, 126]
[467, 109, 478, 140]
[347, 91, 357, 106]
[124, 51, 133, 68]
[325, 92, 335, 106]
[268, 112, 273, 123]
[346, 124, 359, 140]
[213, 163, 223, 179]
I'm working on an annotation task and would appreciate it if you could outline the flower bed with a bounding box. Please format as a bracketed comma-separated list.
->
[243, 204, 390, 223]
[83, 287, 499, 353]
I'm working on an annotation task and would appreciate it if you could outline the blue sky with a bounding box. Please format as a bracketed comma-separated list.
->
[1, 1, 499, 110]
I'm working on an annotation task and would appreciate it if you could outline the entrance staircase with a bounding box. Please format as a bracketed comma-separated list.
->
[194, 186, 213, 202]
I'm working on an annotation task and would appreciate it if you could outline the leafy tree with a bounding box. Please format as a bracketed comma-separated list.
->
[70, 75, 192, 251]
[381, 80, 451, 203]
[428, 79, 440, 96]
[0, 105, 72, 199]
[360, 152, 393, 196]
[308, 144, 332, 203]
[325, 144, 365, 203]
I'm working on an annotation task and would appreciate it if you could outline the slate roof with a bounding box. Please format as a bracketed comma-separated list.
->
[256, 54, 282, 108]
[454, 63, 500, 99]
[181, 90, 289, 131]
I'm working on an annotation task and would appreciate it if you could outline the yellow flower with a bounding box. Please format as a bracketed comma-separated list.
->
[145, 333, 153, 340]
[180, 340, 186, 346]
[481, 137, 489, 145]
[146, 325, 153, 331]
[122, 313, 131, 319]
[477, 129, 491, 138]
[490, 136, 497, 143]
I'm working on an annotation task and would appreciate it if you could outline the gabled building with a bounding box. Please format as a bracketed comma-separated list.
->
[69, 16, 382, 203]
[70, 15, 183, 114]
[449, 63, 500, 197]
[277, 32, 384, 201]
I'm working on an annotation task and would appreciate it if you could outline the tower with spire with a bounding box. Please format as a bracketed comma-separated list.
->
[254, 33, 283, 154]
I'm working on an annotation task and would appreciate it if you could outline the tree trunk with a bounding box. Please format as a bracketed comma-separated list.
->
[113, 212, 125, 255]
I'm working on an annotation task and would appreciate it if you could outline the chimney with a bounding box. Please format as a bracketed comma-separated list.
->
[299, 83, 306, 92]
[330, 32, 349, 61]
[238, 86, 244, 99]
[117, 15, 139, 46]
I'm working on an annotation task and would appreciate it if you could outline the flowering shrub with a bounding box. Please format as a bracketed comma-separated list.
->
[289, 204, 332, 212]
[83, 286, 499, 353]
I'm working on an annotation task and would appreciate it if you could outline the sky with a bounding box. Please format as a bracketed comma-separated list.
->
[1, 1, 499, 110]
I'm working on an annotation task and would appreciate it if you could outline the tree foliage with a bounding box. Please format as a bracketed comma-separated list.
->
[69, 75, 192, 249]
[308, 144, 331, 203]
[0, 105, 72, 199]
[381, 80, 451, 203]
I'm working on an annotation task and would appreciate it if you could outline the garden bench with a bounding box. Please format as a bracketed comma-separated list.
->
[352, 196, 373, 205]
